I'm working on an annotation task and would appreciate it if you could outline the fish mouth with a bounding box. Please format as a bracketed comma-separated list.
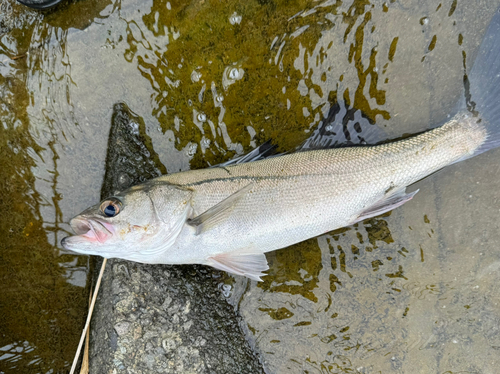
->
[61, 217, 114, 252]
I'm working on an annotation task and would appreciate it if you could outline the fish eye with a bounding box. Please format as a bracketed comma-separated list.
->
[100, 198, 122, 217]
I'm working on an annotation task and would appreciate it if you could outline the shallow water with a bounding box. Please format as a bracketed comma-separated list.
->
[1, 0, 500, 372]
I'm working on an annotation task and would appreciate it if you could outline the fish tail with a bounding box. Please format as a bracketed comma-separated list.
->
[462, 7, 500, 158]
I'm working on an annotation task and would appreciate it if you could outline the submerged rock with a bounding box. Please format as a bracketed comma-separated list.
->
[89, 103, 263, 373]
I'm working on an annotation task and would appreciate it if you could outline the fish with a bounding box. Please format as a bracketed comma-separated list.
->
[86, 103, 265, 373]
[61, 9, 500, 281]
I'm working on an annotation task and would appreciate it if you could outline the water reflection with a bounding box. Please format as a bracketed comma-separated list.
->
[120, 0, 364, 163]
[0, 16, 88, 373]
[0, 0, 124, 371]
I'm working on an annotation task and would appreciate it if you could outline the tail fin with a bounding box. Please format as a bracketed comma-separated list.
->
[465, 7, 500, 157]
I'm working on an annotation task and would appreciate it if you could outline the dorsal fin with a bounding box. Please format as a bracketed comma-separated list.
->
[299, 102, 389, 151]
[211, 141, 277, 168]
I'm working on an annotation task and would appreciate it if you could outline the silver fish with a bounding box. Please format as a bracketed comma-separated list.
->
[62, 10, 500, 281]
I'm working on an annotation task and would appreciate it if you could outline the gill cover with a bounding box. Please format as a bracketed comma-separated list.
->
[124, 182, 194, 262]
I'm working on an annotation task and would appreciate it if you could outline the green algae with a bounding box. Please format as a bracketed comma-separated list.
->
[260, 237, 323, 302]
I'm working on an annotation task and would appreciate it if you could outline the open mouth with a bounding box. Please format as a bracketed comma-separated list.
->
[69, 217, 114, 243]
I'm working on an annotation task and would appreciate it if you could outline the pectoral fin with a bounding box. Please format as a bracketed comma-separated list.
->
[352, 187, 419, 224]
[187, 183, 254, 235]
[206, 249, 269, 282]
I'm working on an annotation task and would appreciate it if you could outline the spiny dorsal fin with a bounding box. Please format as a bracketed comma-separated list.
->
[352, 187, 419, 224]
[211, 141, 277, 167]
[206, 250, 269, 282]
[187, 183, 254, 235]
[299, 102, 389, 151]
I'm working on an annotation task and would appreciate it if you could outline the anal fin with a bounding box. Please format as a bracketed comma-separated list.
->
[353, 187, 419, 224]
[206, 250, 269, 282]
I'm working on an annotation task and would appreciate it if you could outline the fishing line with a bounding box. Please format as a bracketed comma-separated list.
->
[69, 258, 108, 374]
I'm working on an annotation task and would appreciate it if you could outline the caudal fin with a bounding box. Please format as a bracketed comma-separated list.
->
[465, 7, 500, 157]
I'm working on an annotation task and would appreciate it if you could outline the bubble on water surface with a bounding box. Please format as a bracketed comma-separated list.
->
[191, 70, 202, 83]
[229, 68, 240, 79]
[118, 173, 131, 187]
[222, 66, 244, 90]
[197, 112, 206, 122]
[229, 12, 242, 25]
[186, 143, 198, 157]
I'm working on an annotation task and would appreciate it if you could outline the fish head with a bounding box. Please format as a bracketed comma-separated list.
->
[61, 182, 193, 262]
